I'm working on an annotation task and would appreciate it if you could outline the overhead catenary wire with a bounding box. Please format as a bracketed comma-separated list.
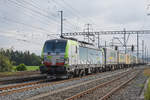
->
[0, 32, 41, 46]
[0, 15, 57, 34]
[32, 0, 80, 32]
[60, 0, 98, 26]
[8, 2, 75, 33]
[7, 0, 59, 25]
[8, 0, 80, 32]
[15, 0, 59, 22]
[49, 0, 85, 31]
[0, 30, 58, 46]
[0, 28, 59, 40]
[0, 17, 59, 38]
[0, 0, 103, 46]
[5, 0, 91, 34]
[1, 2, 58, 33]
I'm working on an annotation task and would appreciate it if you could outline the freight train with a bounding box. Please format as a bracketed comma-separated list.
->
[40, 38, 144, 78]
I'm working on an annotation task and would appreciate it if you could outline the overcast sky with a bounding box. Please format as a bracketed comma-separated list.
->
[0, 0, 150, 56]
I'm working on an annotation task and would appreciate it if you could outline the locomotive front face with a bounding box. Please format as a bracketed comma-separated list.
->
[43, 39, 67, 67]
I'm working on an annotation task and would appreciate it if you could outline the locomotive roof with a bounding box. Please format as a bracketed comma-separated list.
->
[46, 38, 93, 45]
[45, 38, 100, 50]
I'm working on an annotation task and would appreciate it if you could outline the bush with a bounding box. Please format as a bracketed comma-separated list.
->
[145, 79, 150, 100]
[16, 63, 27, 71]
[0, 54, 13, 72]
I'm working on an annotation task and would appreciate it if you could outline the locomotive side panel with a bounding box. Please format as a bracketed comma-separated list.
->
[67, 40, 79, 65]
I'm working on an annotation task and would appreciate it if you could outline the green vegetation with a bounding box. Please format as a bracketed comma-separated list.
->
[144, 68, 150, 77]
[0, 48, 41, 73]
[16, 63, 27, 71]
[0, 66, 39, 77]
[26, 66, 39, 71]
[0, 48, 41, 66]
[0, 48, 41, 78]
[13, 66, 39, 71]
[0, 53, 13, 72]
[144, 68, 150, 100]
[145, 79, 150, 100]
[138, 84, 144, 88]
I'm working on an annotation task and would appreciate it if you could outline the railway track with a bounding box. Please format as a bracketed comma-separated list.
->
[0, 69, 130, 97]
[99, 75, 137, 100]
[0, 72, 95, 96]
[0, 74, 46, 85]
[65, 70, 139, 100]
[24, 69, 133, 100]
[0, 77, 75, 96]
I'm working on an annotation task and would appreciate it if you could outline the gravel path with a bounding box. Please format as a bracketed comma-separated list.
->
[109, 69, 148, 100]
[0, 68, 129, 100]
[76, 70, 137, 100]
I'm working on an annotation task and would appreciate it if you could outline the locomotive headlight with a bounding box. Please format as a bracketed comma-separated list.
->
[44, 56, 51, 62]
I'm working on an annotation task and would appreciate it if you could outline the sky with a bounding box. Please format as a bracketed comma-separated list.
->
[0, 0, 150, 56]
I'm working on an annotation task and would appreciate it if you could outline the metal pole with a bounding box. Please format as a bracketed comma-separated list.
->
[142, 40, 144, 63]
[60, 11, 63, 38]
[112, 38, 114, 49]
[87, 24, 90, 42]
[147, 50, 149, 63]
[145, 46, 147, 64]
[98, 34, 100, 48]
[124, 28, 126, 54]
[105, 41, 106, 47]
[146, 48, 147, 63]
[147, 48, 148, 63]
[137, 32, 139, 59]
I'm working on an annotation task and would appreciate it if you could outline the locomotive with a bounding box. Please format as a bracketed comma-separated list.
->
[40, 38, 143, 79]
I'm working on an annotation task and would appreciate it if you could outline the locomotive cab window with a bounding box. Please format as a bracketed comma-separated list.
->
[44, 40, 67, 53]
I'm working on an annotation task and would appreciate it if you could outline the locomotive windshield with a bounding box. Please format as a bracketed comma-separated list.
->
[44, 39, 67, 53]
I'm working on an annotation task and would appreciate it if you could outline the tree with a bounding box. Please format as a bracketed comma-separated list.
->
[0, 53, 13, 72]
[0, 48, 41, 66]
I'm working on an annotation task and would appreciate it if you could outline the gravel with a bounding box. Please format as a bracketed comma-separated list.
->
[0, 68, 129, 100]
[25, 69, 133, 100]
[76, 70, 137, 100]
[39, 70, 136, 100]
[109, 69, 148, 100]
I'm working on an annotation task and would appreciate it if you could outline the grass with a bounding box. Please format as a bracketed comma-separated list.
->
[143, 68, 150, 77]
[138, 84, 144, 88]
[13, 66, 39, 71]
[26, 66, 39, 71]
[0, 66, 40, 77]
[144, 68, 150, 100]
[145, 78, 150, 100]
